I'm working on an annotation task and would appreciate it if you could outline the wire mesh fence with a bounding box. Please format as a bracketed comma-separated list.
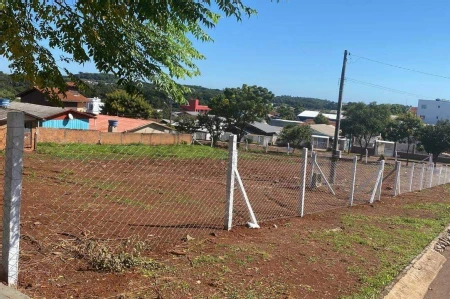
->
[0, 123, 449, 294]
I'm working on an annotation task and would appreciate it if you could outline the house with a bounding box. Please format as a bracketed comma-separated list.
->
[180, 99, 211, 113]
[309, 124, 346, 150]
[269, 119, 304, 127]
[16, 82, 89, 112]
[0, 101, 95, 149]
[244, 121, 283, 145]
[297, 110, 342, 122]
[408, 107, 418, 116]
[91, 115, 173, 133]
[417, 99, 450, 125]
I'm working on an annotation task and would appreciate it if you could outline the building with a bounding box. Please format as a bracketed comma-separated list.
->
[297, 110, 342, 123]
[269, 119, 304, 127]
[16, 82, 89, 112]
[0, 101, 95, 149]
[243, 121, 283, 145]
[417, 99, 450, 125]
[180, 99, 211, 113]
[86, 97, 105, 115]
[91, 115, 173, 133]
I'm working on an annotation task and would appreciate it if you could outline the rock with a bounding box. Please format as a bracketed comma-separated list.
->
[33, 221, 41, 225]
[273, 224, 278, 229]
[328, 227, 343, 233]
[210, 232, 218, 237]
[185, 235, 194, 241]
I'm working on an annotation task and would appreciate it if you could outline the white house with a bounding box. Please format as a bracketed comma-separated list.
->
[417, 99, 450, 125]
[297, 110, 343, 122]
[86, 97, 105, 115]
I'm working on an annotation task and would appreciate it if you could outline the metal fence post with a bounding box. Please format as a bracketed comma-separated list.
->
[349, 156, 357, 206]
[299, 148, 308, 217]
[224, 135, 237, 230]
[393, 161, 401, 196]
[409, 163, 415, 192]
[419, 163, 425, 191]
[2, 112, 24, 286]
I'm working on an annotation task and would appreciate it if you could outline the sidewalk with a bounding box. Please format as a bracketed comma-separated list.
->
[424, 249, 450, 299]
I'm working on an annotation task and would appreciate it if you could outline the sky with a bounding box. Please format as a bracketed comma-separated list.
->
[2, 0, 450, 105]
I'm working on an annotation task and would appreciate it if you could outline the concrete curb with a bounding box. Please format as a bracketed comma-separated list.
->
[0, 283, 30, 299]
[382, 224, 450, 299]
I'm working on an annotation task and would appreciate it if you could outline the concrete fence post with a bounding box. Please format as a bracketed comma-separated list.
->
[419, 163, 425, 191]
[409, 163, 415, 192]
[224, 135, 237, 230]
[349, 156, 358, 206]
[438, 166, 443, 185]
[2, 112, 24, 286]
[393, 161, 401, 196]
[429, 164, 434, 188]
[299, 148, 308, 217]
[377, 160, 385, 201]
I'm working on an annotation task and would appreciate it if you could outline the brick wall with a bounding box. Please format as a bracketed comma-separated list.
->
[36, 128, 192, 146]
[0, 127, 6, 150]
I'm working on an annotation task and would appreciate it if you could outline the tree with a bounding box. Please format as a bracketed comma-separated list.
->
[383, 113, 423, 165]
[175, 114, 198, 134]
[209, 85, 274, 142]
[276, 105, 296, 120]
[102, 90, 153, 119]
[1, 2, 261, 104]
[417, 120, 450, 165]
[341, 102, 391, 159]
[197, 113, 226, 146]
[313, 113, 330, 125]
[278, 124, 312, 152]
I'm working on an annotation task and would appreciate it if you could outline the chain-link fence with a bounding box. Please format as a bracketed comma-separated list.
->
[1, 120, 449, 293]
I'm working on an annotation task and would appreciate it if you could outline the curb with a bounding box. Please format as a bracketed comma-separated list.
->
[382, 224, 450, 299]
[0, 283, 30, 299]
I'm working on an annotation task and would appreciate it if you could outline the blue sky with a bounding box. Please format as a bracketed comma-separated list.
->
[2, 0, 450, 105]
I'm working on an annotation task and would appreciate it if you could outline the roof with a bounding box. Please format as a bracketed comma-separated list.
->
[310, 124, 337, 137]
[6, 102, 94, 120]
[247, 121, 283, 134]
[127, 122, 173, 133]
[16, 83, 89, 103]
[269, 119, 304, 127]
[92, 114, 156, 132]
[297, 110, 342, 121]
[408, 107, 418, 115]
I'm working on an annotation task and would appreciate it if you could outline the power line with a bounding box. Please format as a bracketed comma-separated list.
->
[349, 54, 450, 80]
[345, 77, 434, 100]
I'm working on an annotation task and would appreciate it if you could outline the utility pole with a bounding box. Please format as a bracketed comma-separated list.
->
[332, 50, 348, 157]
[330, 50, 348, 184]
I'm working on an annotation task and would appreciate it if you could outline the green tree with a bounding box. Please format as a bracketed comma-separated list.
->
[175, 114, 198, 134]
[383, 113, 423, 164]
[417, 120, 450, 165]
[313, 113, 330, 125]
[209, 85, 274, 142]
[197, 113, 226, 146]
[102, 90, 153, 119]
[278, 124, 312, 152]
[341, 102, 391, 159]
[276, 105, 296, 120]
[1, 2, 261, 104]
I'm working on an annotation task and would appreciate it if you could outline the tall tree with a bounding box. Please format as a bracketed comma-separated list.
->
[0, 2, 262, 104]
[383, 113, 423, 164]
[175, 114, 198, 134]
[276, 104, 296, 120]
[418, 120, 450, 165]
[341, 102, 391, 159]
[278, 124, 312, 153]
[197, 113, 226, 146]
[102, 90, 154, 119]
[209, 85, 274, 142]
[313, 113, 330, 125]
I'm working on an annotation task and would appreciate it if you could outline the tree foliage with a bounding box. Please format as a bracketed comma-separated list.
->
[102, 90, 154, 119]
[313, 113, 330, 125]
[341, 102, 391, 157]
[418, 120, 450, 165]
[274, 95, 336, 111]
[197, 113, 226, 146]
[209, 84, 274, 142]
[278, 124, 312, 152]
[175, 114, 198, 134]
[276, 104, 296, 120]
[0, 1, 259, 104]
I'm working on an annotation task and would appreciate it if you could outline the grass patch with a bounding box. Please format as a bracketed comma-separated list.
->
[36, 142, 229, 160]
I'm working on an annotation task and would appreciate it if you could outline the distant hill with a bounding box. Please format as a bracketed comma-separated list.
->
[274, 95, 337, 111]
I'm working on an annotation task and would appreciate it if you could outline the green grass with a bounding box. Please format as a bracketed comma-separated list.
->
[35, 142, 229, 160]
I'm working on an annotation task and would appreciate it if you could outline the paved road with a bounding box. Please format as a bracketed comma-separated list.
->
[425, 250, 450, 299]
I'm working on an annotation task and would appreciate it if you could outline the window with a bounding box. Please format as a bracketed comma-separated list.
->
[421, 104, 427, 109]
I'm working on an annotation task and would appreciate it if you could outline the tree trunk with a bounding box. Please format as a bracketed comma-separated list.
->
[433, 153, 439, 166]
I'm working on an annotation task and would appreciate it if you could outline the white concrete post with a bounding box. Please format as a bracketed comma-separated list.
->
[2, 112, 24, 286]
[365, 149, 368, 164]
[444, 166, 448, 184]
[393, 161, 401, 196]
[377, 160, 385, 201]
[299, 148, 308, 217]
[265, 142, 268, 153]
[245, 139, 248, 151]
[419, 163, 425, 191]
[429, 164, 434, 188]
[287, 142, 290, 155]
[309, 152, 316, 188]
[409, 163, 415, 192]
[224, 135, 237, 230]
[438, 166, 443, 185]
[349, 156, 358, 206]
